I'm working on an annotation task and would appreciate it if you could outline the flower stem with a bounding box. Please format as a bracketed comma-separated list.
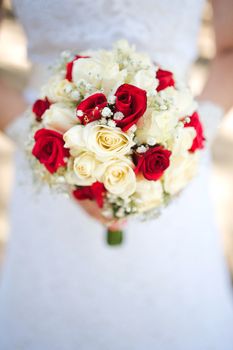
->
[106, 228, 123, 246]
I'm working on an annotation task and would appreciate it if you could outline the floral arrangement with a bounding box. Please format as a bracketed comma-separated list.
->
[28, 40, 205, 245]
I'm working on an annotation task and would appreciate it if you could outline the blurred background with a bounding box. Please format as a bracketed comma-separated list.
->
[0, 0, 233, 275]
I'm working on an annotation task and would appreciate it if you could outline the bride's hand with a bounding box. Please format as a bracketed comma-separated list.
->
[77, 200, 126, 230]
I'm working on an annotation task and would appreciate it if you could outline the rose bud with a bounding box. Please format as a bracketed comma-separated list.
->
[156, 68, 175, 92]
[66, 55, 89, 82]
[73, 181, 106, 208]
[184, 112, 205, 152]
[32, 98, 50, 121]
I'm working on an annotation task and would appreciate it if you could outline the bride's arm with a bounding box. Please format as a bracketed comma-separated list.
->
[199, 0, 233, 112]
[0, 79, 27, 131]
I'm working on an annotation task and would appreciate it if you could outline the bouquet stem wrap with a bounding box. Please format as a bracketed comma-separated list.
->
[106, 228, 123, 246]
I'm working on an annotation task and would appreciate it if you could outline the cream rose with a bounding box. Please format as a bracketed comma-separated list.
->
[163, 152, 199, 195]
[86, 124, 134, 159]
[43, 103, 77, 133]
[64, 124, 134, 159]
[65, 153, 99, 186]
[133, 178, 164, 212]
[73, 152, 99, 186]
[96, 158, 136, 198]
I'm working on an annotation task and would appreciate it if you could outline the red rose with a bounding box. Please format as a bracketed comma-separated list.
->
[184, 112, 205, 153]
[32, 98, 50, 121]
[156, 68, 175, 92]
[73, 182, 106, 208]
[134, 145, 171, 181]
[32, 128, 69, 174]
[77, 93, 108, 125]
[66, 55, 89, 82]
[114, 84, 147, 132]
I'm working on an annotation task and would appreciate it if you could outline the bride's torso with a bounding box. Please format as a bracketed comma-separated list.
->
[13, 0, 204, 75]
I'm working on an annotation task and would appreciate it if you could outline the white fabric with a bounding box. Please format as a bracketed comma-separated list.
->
[198, 100, 223, 144]
[12, 0, 203, 77]
[1, 1, 233, 349]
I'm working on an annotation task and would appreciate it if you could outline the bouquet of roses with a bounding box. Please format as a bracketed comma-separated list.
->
[28, 40, 205, 245]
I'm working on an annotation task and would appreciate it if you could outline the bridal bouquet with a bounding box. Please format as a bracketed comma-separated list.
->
[28, 40, 205, 245]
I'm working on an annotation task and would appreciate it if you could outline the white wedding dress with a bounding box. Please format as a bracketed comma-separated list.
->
[1, 1, 233, 349]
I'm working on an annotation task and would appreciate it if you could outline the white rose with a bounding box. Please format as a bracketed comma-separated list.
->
[172, 126, 196, 155]
[63, 125, 86, 156]
[113, 39, 134, 55]
[174, 89, 197, 117]
[113, 40, 153, 69]
[64, 124, 134, 160]
[132, 69, 158, 93]
[133, 178, 164, 212]
[157, 87, 197, 117]
[96, 158, 136, 198]
[163, 152, 199, 195]
[101, 63, 127, 96]
[41, 77, 77, 102]
[43, 103, 77, 133]
[136, 108, 179, 145]
[97, 50, 127, 94]
[72, 57, 102, 89]
[72, 55, 127, 96]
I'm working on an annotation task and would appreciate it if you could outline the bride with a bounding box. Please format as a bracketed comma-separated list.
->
[0, 0, 233, 349]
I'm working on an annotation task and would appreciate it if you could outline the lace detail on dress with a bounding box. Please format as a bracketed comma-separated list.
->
[12, 0, 204, 77]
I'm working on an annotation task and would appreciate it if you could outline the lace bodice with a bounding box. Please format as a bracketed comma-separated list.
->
[13, 0, 204, 77]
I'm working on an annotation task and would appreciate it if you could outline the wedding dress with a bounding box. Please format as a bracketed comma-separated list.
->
[0, 1, 233, 349]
